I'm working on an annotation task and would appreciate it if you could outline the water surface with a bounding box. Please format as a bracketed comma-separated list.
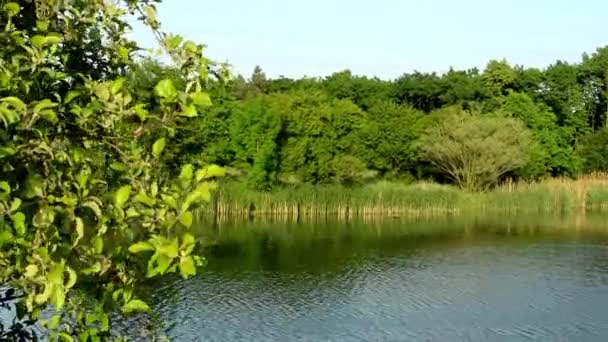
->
[150, 214, 608, 341]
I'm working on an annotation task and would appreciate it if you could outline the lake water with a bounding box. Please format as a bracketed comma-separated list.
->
[148, 214, 608, 341]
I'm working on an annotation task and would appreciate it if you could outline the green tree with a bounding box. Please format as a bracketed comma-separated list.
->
[359, 101, 424, 176]
[577, 128, 608, 172]
[229, 95, 283, 190]
[0, 0, 225, 339]
[277, 91, 368, 184]
[419, 113, 531, 190]
[481, 59, 517, 96]
[499, 92, 582, 177]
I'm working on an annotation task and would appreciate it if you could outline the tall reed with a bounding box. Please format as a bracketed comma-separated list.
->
[200, 174, 608, 218]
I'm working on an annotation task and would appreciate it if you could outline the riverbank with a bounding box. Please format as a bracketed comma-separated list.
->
[201, 174, 608, 219]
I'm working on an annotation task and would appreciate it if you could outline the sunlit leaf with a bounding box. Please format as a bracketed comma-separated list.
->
[114, 185, 132, 209]
[4, 2, 20, 17]
[0, 146, 16, 158]
[73, 217, 84, 247]
[11, 212, 26, 236]
[180, 164, 194, 185]
[152, 138, 166, 159]
[122, 299, 150, 314]
[190, 91, 212, 107]
[179, 256, 196, 278]
[66, 267, 77, 289]
[154, 79, 177, 100]
[128, 241, 154, 254]
[179, 211, 193, 228]
[179, 103, 198, 117]
[24, 264, 38, 278]
[1, 96, 26, 112]
[196, 164, 225, 181]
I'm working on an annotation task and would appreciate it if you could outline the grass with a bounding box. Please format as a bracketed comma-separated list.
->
[200, 173, 608, 219]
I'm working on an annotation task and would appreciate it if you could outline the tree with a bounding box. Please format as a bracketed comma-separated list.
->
[499, 92, 582, 177]
[276, 91, 368, 184]
[577, 128, 608, 172]
[359, 101, 424, 176]
[482, 59, 516, 95]
[419, 113, 531, 190]
[393, 72, 445, 112]
[0, 1, 226, 339]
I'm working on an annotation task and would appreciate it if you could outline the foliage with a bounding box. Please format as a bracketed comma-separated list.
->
[499, 92, 582, 177]
[578, 128, 608, 172]
[0, 0, 226, 339]
[418, 113, 531, 190]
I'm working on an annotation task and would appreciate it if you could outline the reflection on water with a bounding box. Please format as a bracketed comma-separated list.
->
[149, 214, 608, 341]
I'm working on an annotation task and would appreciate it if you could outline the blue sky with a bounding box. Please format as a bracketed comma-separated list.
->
[131, 0, 606, 79]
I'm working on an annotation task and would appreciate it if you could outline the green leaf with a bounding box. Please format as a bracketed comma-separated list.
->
[24, 264, 38, 278]
[11, 212, 26, 236]
[154, 79, 177, 100]
[143, 4, 157, 23]
[180, 164, 194, 185]
[36, 20, 49, 32]
[133, 104, 148, 121]
[179, 211, 193, 228]
[58, 333, 74, 342]
[1, 96, 26, 112]
[65, 267, 77, 289]
[44, 35, 61, 46]
[39, 109, 58, 124]
[52, 287, 65, 310]
[82, 201, 102, 218]
[48, 263, 64, 285]
[157, 238, 179, 259]
[4, 2, 20, 17]
[122, 299, 150, 314]
[161, 194, 178, 209]
[92, 236, 103, 254]
[111, 78, 125, 94]
[73, 217, 84, 247]
[64, 90, 80, 104]
[152, 138, 166, 159]
[114, 185, 132, 209]
[33, 99, 56, 115]
[0, 231, 14, 248]
[32, 207, 55, 229]
[110, 162, 127, 171]
[94, 84, 110, 101]
[0, 181, 10, 195]
[134, 193, 156, 206]
[118, 46, 130, 61]
[146, 253, 171, 277]
[163, 34, 183, 50]
[190, 91, 212, 107]
[23, 174, 43, 198]
[128, 241, 155, 253]
[48, 315, 61, 330]
[126, 207, 140, 218]
[181, 233, 196, 250]
[0, 146, 16, 158]
[9, 198, 21, 212]
[179, 256, 196, 278]
[196, 164, 225, 181]
[179, 103, 198, 117]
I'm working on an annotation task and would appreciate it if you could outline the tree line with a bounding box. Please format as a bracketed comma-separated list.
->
[143, 49, 608, 190]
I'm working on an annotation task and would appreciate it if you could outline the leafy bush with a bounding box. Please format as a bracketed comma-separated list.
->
[0, 1, 226, 339]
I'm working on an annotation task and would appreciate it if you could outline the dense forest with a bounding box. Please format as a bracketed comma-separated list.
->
[143, 47, 608, 190]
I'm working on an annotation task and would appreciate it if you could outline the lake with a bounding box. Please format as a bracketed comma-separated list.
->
[146, 214, 608, 341]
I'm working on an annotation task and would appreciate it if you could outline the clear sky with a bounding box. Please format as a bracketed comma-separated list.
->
[131, 0, 606, 79]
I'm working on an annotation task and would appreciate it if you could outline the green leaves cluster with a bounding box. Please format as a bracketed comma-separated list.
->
[0, 0, 224, 340]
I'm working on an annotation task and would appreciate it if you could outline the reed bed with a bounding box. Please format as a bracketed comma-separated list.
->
[200, 174, 608, 218]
